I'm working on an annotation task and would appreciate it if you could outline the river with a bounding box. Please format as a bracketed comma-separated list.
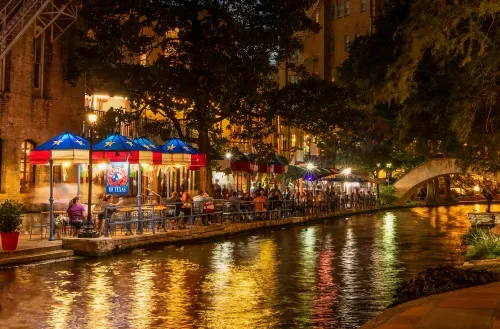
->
[1, 204, 497, 329]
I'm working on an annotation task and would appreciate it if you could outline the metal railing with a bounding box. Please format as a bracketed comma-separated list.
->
[94, 195, 378, 238]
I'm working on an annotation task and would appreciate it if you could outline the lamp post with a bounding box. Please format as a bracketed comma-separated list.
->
[386, 163, 393, 186]
[79, 113, 100, 238]
[376, 163, 381, 206]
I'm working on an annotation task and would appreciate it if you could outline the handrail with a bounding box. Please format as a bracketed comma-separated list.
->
[100, 195, 379, 238]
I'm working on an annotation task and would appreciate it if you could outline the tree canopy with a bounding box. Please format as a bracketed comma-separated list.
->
[77, 0, 319, 190]
[338, 0, 500, 174]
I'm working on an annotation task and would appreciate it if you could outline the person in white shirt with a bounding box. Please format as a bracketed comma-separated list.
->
[193, 190, 214, 226]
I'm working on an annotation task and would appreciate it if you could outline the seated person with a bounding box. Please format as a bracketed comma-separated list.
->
[67, 197, 87, 237]
[100, 195, 122, 236]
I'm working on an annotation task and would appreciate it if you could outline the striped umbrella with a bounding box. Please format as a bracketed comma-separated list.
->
[161, 138, 192, 166]
[93, 133, 153, 164]
[29, 132, 89, 164]
[133, 137, 163, 165]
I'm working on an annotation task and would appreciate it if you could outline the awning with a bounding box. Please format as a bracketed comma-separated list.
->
[29, 132, 89, 164]
[93, 133, 153, 164]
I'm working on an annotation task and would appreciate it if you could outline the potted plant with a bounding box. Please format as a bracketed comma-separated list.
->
[0, 200, 23, 250]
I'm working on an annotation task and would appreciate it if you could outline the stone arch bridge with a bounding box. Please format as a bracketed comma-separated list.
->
[394, 158, 500, 204]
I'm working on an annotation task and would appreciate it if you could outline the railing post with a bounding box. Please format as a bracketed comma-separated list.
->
[151, 205, 155, 235]
[104, 211, 109, 238]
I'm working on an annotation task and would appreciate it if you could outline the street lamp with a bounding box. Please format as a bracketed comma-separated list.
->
[386, 163, 393, 186]
[225, 152, 232, 159]
[342, 168, 352, 175]
[79, 112, 99, 238]
[306, 162, 315, 170]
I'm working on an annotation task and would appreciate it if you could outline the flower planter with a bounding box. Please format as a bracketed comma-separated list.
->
[1, 232, 20, 251]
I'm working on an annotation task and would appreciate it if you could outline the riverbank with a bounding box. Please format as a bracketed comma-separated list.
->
[1, 202, 489, 264]
[360, 282, 500, 329]
[63, 204, 411, 256]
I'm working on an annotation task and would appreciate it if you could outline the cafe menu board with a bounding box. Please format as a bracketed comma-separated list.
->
[105, 162, 129, 195]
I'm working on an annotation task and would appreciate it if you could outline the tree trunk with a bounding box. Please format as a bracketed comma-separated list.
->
[426, 179, 439, 205]
[443, 175, 455, 204]
[198, 128, 213, 195]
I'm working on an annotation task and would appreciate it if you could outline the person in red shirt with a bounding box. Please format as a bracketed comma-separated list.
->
[67, 197, 87, 236]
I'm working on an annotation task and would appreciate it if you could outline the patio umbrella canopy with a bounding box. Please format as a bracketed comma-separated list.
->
[161, 138, 193, 166]
[303, 168, 332, 181]
[247, 153, 269, 173]
[133, 137, 163, 165]
[182, 144, 207, 170]
[268, 154, 288, 174]
[93, 133, 153, 164]
[29, 132, 89, 164]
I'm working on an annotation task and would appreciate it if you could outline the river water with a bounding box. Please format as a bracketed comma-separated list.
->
[1, 204, 497, 329]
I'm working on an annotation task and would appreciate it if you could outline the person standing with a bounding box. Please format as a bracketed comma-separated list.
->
[483, 185, 494, 213]
[213, 179, 222, 199]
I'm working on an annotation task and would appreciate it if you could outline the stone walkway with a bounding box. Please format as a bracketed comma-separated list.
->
[0, 234, 61, 254]
[360, 282, 500, 329]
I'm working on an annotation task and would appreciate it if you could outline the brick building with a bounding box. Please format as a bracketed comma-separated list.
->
[0, 0, 83, 202]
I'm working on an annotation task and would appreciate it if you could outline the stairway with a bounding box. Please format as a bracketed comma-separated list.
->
[0, 0, 77, 61]
[0, 244, 75, 266]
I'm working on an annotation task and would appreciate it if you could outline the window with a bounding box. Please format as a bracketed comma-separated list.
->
[315, 11, 320, 23]
[288, 74, 298, 84]
[330, 6, 335, 19]
[33, 30, 45, 89]
[344, 35, 350, 51]
[345, 0, 350, 15]
[330, 38, 335, 53]
[337, 0, 343, 17]
[20, 140, 36, 193]
[361, 0, 367, 12]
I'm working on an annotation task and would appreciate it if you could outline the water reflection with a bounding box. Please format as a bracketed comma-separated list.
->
[87, 264, 114, 328]
[201, 240, 278, 328]
[0, 206, 480, 329]
[370, 212, 400, 310]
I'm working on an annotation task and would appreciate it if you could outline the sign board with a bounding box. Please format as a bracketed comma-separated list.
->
[105, 162, 129, 194]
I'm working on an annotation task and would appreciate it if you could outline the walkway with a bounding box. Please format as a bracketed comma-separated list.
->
[360, 282, 500, 329]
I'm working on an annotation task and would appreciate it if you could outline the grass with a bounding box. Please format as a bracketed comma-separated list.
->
[463, 228, 500, 261]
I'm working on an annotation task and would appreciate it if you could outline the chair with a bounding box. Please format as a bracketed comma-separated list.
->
[30, 214, 49, 240]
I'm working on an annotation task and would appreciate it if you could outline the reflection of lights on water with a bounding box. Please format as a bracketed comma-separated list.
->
[88, 265, 114, 329]
[384, 212, 395, 236]
[312, 234, 339, 328]
[202, 239, 278, 328]
[297, 227, 319, 325]
[47, 271, 77, 329]
[131, 261, 155, 328]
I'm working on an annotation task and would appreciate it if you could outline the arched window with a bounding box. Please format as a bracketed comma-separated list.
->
[20, 140, 36, 193]
[33, 28, 45, 90]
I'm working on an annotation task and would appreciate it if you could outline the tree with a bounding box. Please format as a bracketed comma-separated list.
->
[338, 0, 500, 174]
[380, 0, 500, 173]
[77, 0, 319, 191]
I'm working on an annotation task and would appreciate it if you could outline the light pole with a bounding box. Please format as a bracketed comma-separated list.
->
[79, 113, 99, 238]
[386, 163, 393, 186]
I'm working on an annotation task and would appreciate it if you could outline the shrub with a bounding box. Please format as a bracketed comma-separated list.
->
[392, 265, 500, 307]
[0, 200, 23, 232]
[463, 229, 500, 261]
[379, 185, 398, 205]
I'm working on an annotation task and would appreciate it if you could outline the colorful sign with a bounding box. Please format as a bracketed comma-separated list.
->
[106, 162, 129, 194]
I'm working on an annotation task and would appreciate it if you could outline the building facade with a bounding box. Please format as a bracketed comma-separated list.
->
[0, 0, 84, 202]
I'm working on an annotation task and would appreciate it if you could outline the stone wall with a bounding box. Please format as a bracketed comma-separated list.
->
[0, 25, 84, 203]
[467, 212, 500, 226]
